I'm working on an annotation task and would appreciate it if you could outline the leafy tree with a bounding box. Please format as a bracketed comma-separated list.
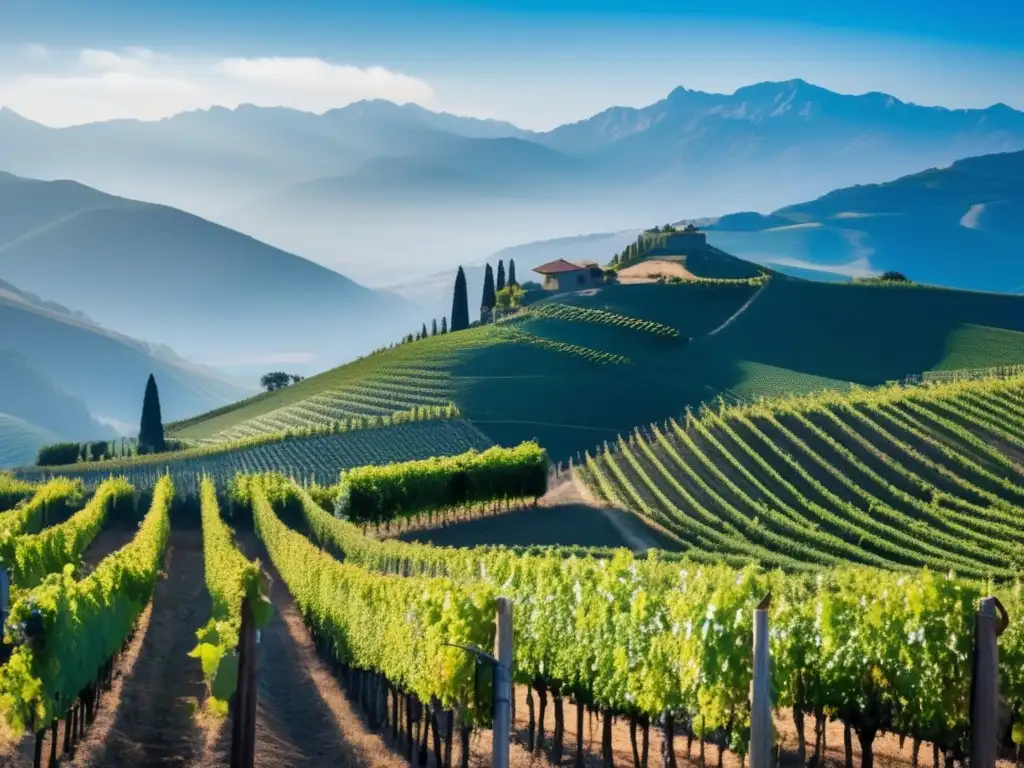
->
[289, 374, 304, 385]
[89, 442, 107, 462]
[441, 316, 448, 334]
[508, 259, 517, 286]
[881, 271, 910, 282]
[138, 373, 166, 454]
[260, 372, 292, 392]
[431, 318, 438, 336]
[495, 284, 526, 311]
[450, 267, 470, 331]
[481, 263, 496, 322]
[496, 260, 506, 292]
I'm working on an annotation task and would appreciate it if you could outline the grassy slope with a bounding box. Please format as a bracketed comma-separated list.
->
[168, 275, 1024, 463]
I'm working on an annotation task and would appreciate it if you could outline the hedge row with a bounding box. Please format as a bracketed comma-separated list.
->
[334, 441, 548, 524]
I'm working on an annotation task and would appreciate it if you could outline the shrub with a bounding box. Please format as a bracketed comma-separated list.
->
[36, 442, 83, 467]
[335, 441, 548, 524]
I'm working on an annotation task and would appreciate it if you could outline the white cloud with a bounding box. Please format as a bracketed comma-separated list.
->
[0, 47, 435, 126]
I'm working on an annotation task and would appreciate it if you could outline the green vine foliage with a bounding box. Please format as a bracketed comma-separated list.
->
[191, 476, 271, 714]
[234, 473, 1024, 757]
[334, 441, 548, 524]
[0, 475, 36, 513]
[248, 478, 497, 719]
[0, 476, 173, 732]
[10, 478, 134, 591]
[0, 478, 85, 557]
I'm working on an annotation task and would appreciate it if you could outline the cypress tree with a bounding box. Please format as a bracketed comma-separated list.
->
[481, 263, 496, 316]
[421, 322, 428, 339]
[450, 267, 470, 332]
[138, 374, 165, 454]
[431, 319, 438, 336]
[441, 316, 448, 334]
[496, 260, 506, 292]
[508, 259, 517, 286]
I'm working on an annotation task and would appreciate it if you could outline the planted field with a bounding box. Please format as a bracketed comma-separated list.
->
[240, 474, 1024, 768]
[581, 372, 1024, 579]
[0, 451, 1021, 768]
[521, 302, 680, 337]
[166, 276, 1024, 464]
[18, 420, 496, 492]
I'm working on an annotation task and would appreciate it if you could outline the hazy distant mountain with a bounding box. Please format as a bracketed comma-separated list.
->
[702, 149, 1024, 293]
[0, 277, 254, 434]
[259, 137, 589, 207]
[0, 173, 424, 374]
[539, 80, 1024, 190]
[3, 79, 1024, 287]
[0, 350, 111, 442]
[0, 100, 535, 214]
[0, 413, 62, 468]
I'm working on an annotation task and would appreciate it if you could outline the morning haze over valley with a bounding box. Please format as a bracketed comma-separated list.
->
[0, 1, 1022, 767]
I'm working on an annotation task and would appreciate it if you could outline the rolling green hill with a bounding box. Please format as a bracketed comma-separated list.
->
[705, 149, 1024, 293]
[169, 273, 1024, 464]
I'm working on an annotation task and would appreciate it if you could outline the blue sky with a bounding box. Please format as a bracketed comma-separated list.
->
[0, 0, 1021, 128]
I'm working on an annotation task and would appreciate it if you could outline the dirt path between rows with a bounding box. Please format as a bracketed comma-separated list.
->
[235, 530, 405, 768]
[79, 524, 138, 573]
[70, 527, 210, 768]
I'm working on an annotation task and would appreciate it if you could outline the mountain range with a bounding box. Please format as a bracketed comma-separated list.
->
[3, 79, 1023, 287]
[0, 172, 424, 376]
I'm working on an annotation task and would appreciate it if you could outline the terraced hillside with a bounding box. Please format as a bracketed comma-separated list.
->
[580, 373, 1024, 578]
[20, 419, 494, 492]
[165, 272, 1024, 464]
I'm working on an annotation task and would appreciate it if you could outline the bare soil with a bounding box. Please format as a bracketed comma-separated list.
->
[69, 528, 209, 767]
[235, 531, 406, 768]
[618, 259, 696, 283]
[79, 525, 138, 573]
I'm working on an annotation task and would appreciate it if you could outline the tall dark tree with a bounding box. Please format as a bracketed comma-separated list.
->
[138, 374, 165, 454]
[421, 322, 428, 339]
[441, 316, 448, 334]
[481, 263, 496, 318]
[496, 260, 506, 292]
[508, 259, 517, 286]
[431, 318, 438, 336]
[450, 267, 470, 332]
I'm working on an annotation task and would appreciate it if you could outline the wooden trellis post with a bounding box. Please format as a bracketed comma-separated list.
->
[970, 596, 1008, 768]
[750, 593, 772, 768]
[230, 599, 260, 768]
[493, 598, 513, 768]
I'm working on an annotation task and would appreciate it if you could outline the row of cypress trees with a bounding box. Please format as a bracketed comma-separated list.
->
[450, 258, 517, 332]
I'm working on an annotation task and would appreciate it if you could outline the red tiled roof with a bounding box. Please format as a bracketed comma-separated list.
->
[533, 259, 588, 275]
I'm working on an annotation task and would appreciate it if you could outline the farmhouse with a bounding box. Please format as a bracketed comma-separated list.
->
[533, 259, 604, 291]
